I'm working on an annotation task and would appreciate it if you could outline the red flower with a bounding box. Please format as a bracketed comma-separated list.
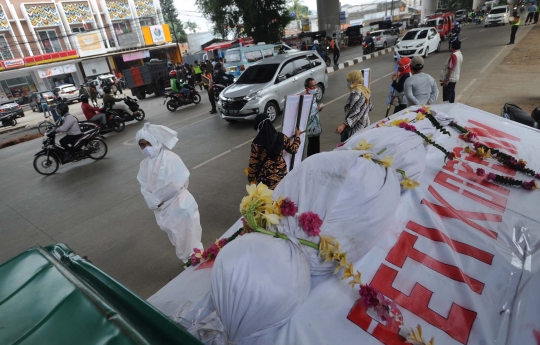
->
[473, 142, 482, 150]
[359, 284, 380, 308]
[280, 197, 298, 217]
[522, 180, 537, 190]
[218, 238, 228, 248]
[206, 243, 220, 258]
[336, 142, 345, 148]
[416, 108, 426, 114]
[476, 168, 486, 177]
[536, 173, 540, 179]
[298, 211, 323, 236]
[486, 172, 496, 181]
[446, 152, 456, 161]
[190, 248, 203, 265]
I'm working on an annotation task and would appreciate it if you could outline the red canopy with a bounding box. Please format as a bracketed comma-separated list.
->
[204, 40, 236, 51]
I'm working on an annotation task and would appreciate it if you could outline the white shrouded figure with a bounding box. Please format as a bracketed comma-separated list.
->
[136, 123, 203, 261]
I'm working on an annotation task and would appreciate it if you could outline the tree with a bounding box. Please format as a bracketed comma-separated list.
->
[185, 20, 199, 33]
[287, 0, 310, 20]
[159, 0, 188, 42]
[196, 0, 291, 42]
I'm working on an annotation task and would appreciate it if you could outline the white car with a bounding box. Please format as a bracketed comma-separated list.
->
[394, 28, 441, 59]
[53, 84, 80, 103]
[485, 5, 510, 27]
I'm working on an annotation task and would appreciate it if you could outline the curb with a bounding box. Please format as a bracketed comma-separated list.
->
[0, 125, 29, 135]
[326, 47, 395, 74]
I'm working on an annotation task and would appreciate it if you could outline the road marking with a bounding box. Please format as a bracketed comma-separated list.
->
[479, 29, 486, 32]
[455, 78, 477, 102]
[166, 110, 209, 127]
[480, 45, 507, 73]
[461, 37, 468, 41]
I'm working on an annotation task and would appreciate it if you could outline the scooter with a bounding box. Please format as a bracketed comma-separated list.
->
[501, 103, 540, 128]
[105, 96, 145, 122]
[79, 112, 125, 134]
[164, 84, 201, 112]
[448, 32, 459, 51]
[0, 113, 17, 128]
[323, 48, 331, 67]
[33, 124, 108, 175]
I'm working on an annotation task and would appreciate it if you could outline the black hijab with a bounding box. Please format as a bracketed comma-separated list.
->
[253, 114, 284, 158]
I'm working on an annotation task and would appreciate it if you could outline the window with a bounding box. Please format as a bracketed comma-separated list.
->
[72, 27, 86, 33]
[277, 61, 295, 80]
[292, 57, 311, 75]
[113, 22, 130, 35]
[244, 50, 263, 63]
[236, 64, 279, 84]
[0, 35, 13, 60]
[140, 18, 153, 26]
[225, 50, 241, 63]
[262, 48, 273, 58]
[306, 53, 322, 67]
[38, 30, 62, 53]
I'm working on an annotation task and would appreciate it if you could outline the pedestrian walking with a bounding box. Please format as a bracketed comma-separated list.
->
[336, 70, 372, 142]
[508, 12, 521, 44]
[403, 56, 439, 106]
[304, 78, 323, 157]
[391, 57, 412, 113]
[115, 77, 123, 95]
[329, 33, 340, 66]
[156, 72, 165, 96]
[247, 114, 302, 190]
[440, 40, 463, 103]
[79, 84, 89, 98]
[534, 4, 539, 24]
[525, 3, 536, 24]
[89, 83, 98, 107]
[136, 123, 203, 262]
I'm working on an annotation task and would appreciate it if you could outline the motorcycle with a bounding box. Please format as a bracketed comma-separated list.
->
[79, 112, 125, 135]
[0, 113, 17, 128]
[105, 96, 145, 122]
[212, 83, 227, 103]
[323, 47, 332, 67]
[163, 84, 201, 112]
[501, 103, 540, 128]
[363, 42, 375, 55]
[448, 32, 459, 51]
[33, 124, 108, 175]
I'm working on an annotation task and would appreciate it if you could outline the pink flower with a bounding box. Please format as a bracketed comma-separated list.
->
[280, 197, 298, 217]
[206, 243, 220, 258]
[202, 250, 209, 260]
[416, 108, 426, 114]
[218, 238, 228, 248]
[473, 142, 482, 150]
[522, 180, 537, 190]
[486, 172, 496, 181]
[463, 131, 479, 143]
[446, 152, 456, 161]
[190, 248, 203, 265]
[298, 211, 323, 237]
[476, 168, 486, 177]
[399, 122, 408, 128]
[376, 305, 391, 323]
[406, 124, 416, 131]
[536, 173, 540, 179]
[359, 284, 380, 308]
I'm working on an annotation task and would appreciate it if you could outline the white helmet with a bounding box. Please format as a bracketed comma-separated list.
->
[313, 39, 319, 44]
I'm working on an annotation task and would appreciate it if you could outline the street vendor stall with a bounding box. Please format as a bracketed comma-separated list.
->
[148, 103, 540, 345]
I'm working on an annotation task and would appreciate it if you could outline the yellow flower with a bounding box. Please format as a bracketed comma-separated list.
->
[475, 147, 492, 159]
[247, 183, 273, 203]
[363, 153, 372, 161]
[519, 159, 527, 165]
[356, 139, 373, 151]
[381, 156, 394, 168]
[400, 178, 420, 190]
[464, 146, 471, 153]
[334, 253, 348, 274]
[415, 112, 426, 121]
[240, 195, 251, 214]
[425, 106, 431, 113]
[484, 149, 492, 159]
[348, 271, 362, 288]
[389, 118, 409, 127]
[404, 110, 410, 114]
[261, 212, 280, 225]
[322, 243, 336, 263]
[405, 324, 435, 345]
[341, 262, 355, 280]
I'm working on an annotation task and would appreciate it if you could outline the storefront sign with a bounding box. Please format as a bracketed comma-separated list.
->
[142, 24, 172, 45]
[24, 50, 79, 67]
[3, 58, 25, 69]
[122, 50, 149, 62]
[37, 65, 70, 78]
[76, 32, 107, 57]
[63, 64, 77, 73]
[149, 25, 165, 44]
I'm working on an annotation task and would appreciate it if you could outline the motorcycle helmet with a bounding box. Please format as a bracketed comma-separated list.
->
[454, 21, 460, 26]
[169, 70, 177, 78]
[103, 86, 111, 94]
[57, 102, 69, 116]
[313, 39, 319, 45]
[214, 62, 222, 70]
[80, 94, 89, 103]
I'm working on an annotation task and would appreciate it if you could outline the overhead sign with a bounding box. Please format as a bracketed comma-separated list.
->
[3, 58, 25, 69]
[149, 24, 166, 44]
[142, 24, 172, 45]
[76, 32, 107, 57]
[37, 64, 77, 78]
[122, 50, 150, 62]
[340, 11, 346, 24]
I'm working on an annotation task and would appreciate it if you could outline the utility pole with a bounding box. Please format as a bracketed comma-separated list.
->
[163, 10, 182, 64]
[385, 0, 388, 16]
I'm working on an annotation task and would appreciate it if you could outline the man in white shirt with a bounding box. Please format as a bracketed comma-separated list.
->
[440, 40, 463, 103]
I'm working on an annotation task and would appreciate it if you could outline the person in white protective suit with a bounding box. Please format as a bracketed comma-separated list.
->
[136, 123, 203, 261]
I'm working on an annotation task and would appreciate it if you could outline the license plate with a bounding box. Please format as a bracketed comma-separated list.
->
[226, 110, 238, 115]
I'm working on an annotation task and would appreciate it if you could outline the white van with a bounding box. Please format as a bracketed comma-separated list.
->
[223, 43, 297, 77]
[485, 5, 510, 27]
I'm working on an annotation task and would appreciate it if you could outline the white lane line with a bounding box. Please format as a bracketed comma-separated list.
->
[324, 71, 394, 106]
[479, 29, 486, 33]
[461, 37, 468, 41]
[480, 45, 507, 73]
[455, 78, 477, 102]
[166, 110, 211, 127]
[192, 149, 232, 169]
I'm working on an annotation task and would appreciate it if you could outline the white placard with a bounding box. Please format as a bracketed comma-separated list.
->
[150, 25, 166, 45]
[281, 94, 314, 171]
[361, 68, 371, 88]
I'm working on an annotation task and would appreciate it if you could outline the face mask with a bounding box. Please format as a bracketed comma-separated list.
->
[347, 81, 352, 88]
[142, 146, 154, 157]
[308, 89, 318, 94]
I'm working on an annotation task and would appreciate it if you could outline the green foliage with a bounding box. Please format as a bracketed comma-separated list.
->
[185, 20, 199, 33]
[196, 0, 292, 42]
[159, 0, 187, 42]
[287, 0, 310, 19]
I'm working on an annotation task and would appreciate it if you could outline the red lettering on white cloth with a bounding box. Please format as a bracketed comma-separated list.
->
[466, 120, 520, 155]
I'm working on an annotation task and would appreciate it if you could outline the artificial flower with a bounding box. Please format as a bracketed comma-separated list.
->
[464, 146, 471, 153]
[348, 271, 362, 288]
[341, 262, 355, 280]
[298, 211, 323, 237]
[262, 212, 280, 225]
[381, 156, 394, 168]
[356, 139, 373, 151]
[401, 178, 420, 190]
[522, 180, 538, 191]
[415, 112, 426, 121]
[190, 248, 204, 265]
[279, 197, 298, 216]
[486, 172, 496, 181]
[476, 168, 486, 177]
[405, 324, 435, 345]
[363, 153, 373, 161]
[359, 284, 379, 308]
[334, 254, 348, 274]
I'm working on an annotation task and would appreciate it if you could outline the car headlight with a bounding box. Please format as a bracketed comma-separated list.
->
[244, 90, 262, 101]
[415, 42, 425, 47]
[219, 93, 226, 101]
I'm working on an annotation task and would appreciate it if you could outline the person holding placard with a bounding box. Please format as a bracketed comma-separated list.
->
[336, 70, 373, 142]
[248, 114, 302, 190]
[304, 78, 323, 157]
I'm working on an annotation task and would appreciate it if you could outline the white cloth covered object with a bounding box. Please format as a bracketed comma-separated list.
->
[136, 123, 202, 261]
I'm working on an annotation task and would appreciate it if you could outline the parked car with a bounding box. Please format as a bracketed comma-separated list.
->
[0, 100, 24, 118]
[455, 9, 467, 23]
[394, 28, 441, 59]
[485, 5, 510, 27]
[29, 91, 55, 112]
[218, 51, 328, 123]
[370, 30, 399, 50]
[53, 84, 80, 103]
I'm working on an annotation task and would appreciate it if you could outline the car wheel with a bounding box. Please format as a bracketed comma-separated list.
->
[316, 83, 325, 102]
[264, 101, 279, 123]
[423, 47, 429, 58]
[436, 41, 441, 52]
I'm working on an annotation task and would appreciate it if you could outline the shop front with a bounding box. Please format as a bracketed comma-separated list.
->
[0, 75, 38, 105]
[36, 63, 81, 89]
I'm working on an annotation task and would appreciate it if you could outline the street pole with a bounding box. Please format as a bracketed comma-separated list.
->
[163, 10, 182, 64]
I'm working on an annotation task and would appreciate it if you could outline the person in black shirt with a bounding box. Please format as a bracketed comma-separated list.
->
[391, 57, 412, 113]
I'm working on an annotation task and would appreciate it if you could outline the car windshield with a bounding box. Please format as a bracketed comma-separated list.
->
[236, 63, 279, 84]
[425, 19, 439, 27]
[225, 50, 242, 63]
[403, 30, 428, 40]
[490, 8, 506, 14]
[456, 10, 465, 15]
[371, 32, 382, 36]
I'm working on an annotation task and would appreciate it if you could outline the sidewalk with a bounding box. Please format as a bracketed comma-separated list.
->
[463, 24, 540, 115]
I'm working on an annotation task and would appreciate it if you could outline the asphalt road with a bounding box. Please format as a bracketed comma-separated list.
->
[0, 22, 530, 298]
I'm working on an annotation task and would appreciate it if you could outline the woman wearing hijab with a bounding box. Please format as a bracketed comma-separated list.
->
[335, 70, 373, 142]
[136, 123, 203, 262]
[391, 57, 412, 114]
[248, 114, 302, 190]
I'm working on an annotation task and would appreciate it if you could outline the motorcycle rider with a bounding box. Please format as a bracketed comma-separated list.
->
[49, 102, 82, 160]
[451, 22, 461, 40]
[311, 39, 327, 61]
[80, 95, 107, 128]
[364, 32, 375, 52]
[103, 86, 139, 117]
[169, 70, 190, 100]
[213, 63, 233, 86]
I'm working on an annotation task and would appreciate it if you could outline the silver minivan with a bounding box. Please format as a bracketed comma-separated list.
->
[218, 51, 328, 123]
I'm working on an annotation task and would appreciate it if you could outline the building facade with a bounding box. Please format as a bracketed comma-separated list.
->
[0, 0, 179, 104]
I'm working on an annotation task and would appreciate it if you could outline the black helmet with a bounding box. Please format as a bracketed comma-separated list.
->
[214, 62, 222, 70]
[80, 94, 89, 103]
[103, 86, 111, 94]
[57, 102, 69, 116]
